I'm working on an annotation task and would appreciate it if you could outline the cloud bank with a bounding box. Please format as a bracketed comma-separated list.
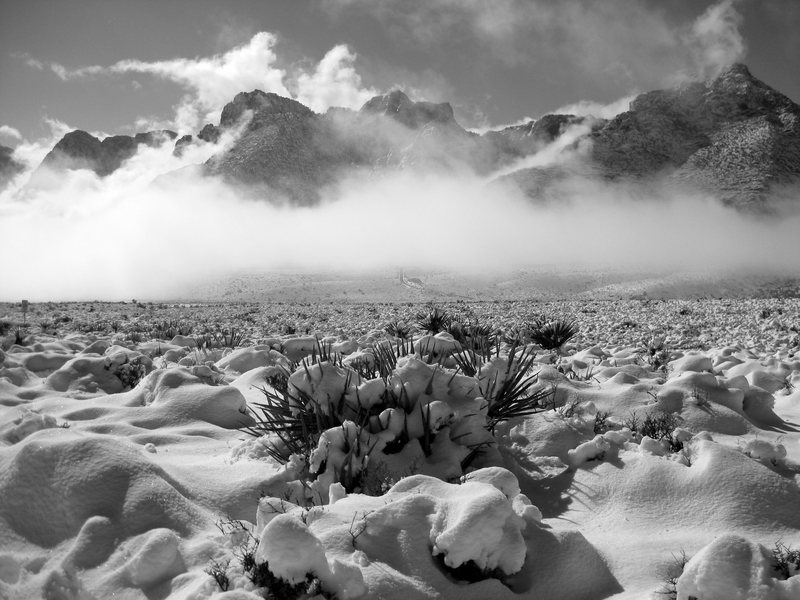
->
[1, 122, 798, 301]
[26, 33, 378, 133]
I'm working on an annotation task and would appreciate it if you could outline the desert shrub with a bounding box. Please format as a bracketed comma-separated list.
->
[364, 339, 414, 380]
[13, 326, 28, 346]
[244, 336, 553, 500]
[447, 318, 496, 360]
[643, 337, 671, 372]
[208, 518, 332, 599]
[528, 317, 579, 352]
[593, 411, 611, 434]
[0, 320, 12, 336]
[416, 306, 451, 334]
[110, 356, 149, 389]
[557, 398, 581, 418]
[481, 344, 554, 432]
[658, 549, 690, 598]
[385, 319, 413, 340]
[204, 559, 230, 592]
[244, 367, 366, 467]
[772, 540, 800, 579]
[213, 327, 245, 348]
[151, 319, 193, 340]
[625, 411, 683, 452]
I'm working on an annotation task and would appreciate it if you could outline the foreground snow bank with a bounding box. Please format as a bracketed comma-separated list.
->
[251, 468, 537, 598]
[677, 534, 800, 600]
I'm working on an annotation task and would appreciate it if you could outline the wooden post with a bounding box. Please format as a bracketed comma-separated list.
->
[21, 300, 29, 324]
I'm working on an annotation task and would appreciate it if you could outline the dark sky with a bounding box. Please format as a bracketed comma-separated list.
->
[1, 0, 798, 143]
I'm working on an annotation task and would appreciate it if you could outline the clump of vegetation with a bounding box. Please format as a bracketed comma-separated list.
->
[13, 326, 28, 346]
[385, 319, 413, 340]
[528, 316, 579, 352]
[625, 410, 683, 452]
[416, 306, 452, 334]
[772, 540, 800, 579]
[658, 549, 690, 598]
[206, 518, 332, 598]
[109, 356, 149, 389]
[481, 344, 554, 432]
[243, 337, 553, 500]
[0, 319, 12, 337]
[643, 337, 671, 372]
[593, 411, 611, 434]
[151, 319, 193, 340]
[212, 327, 245, 348]
[204, 558, 230, 592]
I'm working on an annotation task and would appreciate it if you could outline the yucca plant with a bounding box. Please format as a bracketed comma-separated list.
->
[451, 348, 483, 377]
[481, 344, 554, 432]
[385, 319, 413, 340]
[212, 327, 245, 348]
[244, 364, 374, 465]
[528, 317, 579, 352]
[416, 306, 452, 334]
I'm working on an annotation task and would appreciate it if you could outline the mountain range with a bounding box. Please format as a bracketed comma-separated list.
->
[10, 63, 800, 211]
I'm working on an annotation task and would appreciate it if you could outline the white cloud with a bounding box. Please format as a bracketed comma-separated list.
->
[686, 0, 746, 78]
[0, 125, 23, 145]
[295, 45, 378, 112]
[551, 94, 638, 120]
[26, 33, 381, 133]
[10, 118, 73, 168]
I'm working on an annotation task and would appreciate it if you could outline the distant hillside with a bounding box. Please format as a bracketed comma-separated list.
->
[504, 64, 800, 211]
[31, 63, 800, 211]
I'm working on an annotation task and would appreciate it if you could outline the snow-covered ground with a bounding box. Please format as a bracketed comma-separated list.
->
[1, 299, 799, 599]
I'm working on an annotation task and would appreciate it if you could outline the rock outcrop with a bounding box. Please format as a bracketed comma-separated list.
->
[0, 144, 24, 190]
[205, 89, 486, 203]
[28, 63, 800, 211]
[39, 130, 177, 177]
[500, 64, 800, 211]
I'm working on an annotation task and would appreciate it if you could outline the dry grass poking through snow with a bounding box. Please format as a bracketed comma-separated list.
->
[0, 298, 800, 599]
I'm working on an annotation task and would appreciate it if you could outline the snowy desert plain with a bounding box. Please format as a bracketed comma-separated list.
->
[2, 16, 800, 599]
[1, 292, 800, 600]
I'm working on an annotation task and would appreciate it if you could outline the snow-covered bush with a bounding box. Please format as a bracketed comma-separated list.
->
[244, 337, 553, 504]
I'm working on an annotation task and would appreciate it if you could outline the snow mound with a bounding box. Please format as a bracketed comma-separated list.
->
[387, 471, 528, 573]
[0, 429, 204, 547]
[677, 534, 800, 600]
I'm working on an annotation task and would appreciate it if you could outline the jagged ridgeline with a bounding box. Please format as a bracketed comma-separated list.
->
[26, 64, 800, 211]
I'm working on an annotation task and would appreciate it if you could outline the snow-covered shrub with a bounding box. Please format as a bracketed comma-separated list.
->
[659, 549, 690, 599]
[205, 517, 335, 599]
[107, 355, 150, 389]
[244, 339, 553, 503]
[772, 541, 800, 579]
[624, 410, 684, 452]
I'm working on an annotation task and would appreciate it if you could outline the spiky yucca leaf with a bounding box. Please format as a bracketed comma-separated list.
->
[481, 344, 553, 431]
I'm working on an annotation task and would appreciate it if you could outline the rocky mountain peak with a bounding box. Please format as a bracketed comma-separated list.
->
[360, 90, 457, 129]
[38, 129, 177, 178]
[219, 90, 314, 129]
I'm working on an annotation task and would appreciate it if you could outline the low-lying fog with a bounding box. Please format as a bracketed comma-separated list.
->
[1, 125, 798, 301]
